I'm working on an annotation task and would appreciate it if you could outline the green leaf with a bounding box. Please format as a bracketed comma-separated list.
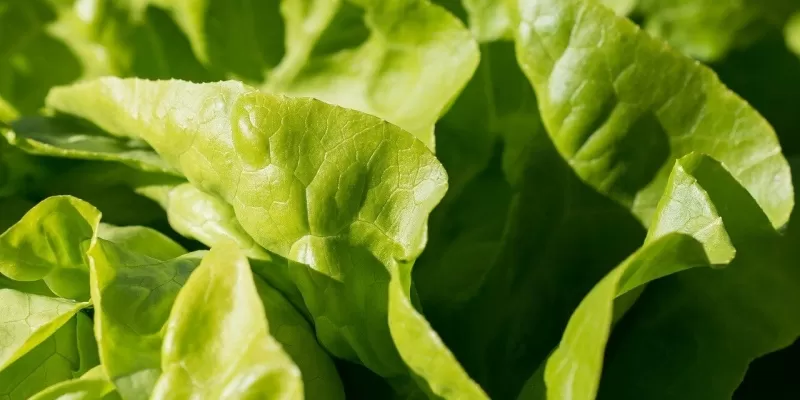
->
[0, 0, 215, 116]
[0, 0, 87, 115]
[415, 40, 543, 317]
[0, 313, 99, 400]
[4, 116, 180, 176]
[593, 155, 800, 399]
[93, 4, 217, 82]
[643, 154, 737, 265]
[437, 41, 542, 197]
[537, 153, 737, 400]
[600, 0, 637, 15]
[457, 0, 515, 42]
[32, 162, 183, 228]
[387, 269, 488, 399]
[0, 196, 101, 300]
[267, 0, 480, 148]
[255, 261, 346, 400]
[0, 238, 57, 296]
[512, 0, 794, 229]
[151, 241, 303, 399]
[635, 0, 800, 61]
[712, 33, 800, 158]
[73, 310, 100, 378]
[0, 95, 17, 123]
[97, 224, 187, 261]
[146, 0, 285, 81]
[541, 234, 710, 400]
[412, 39, 652, 397]
[433, 0, 632, 43]
[0, 289, 89, 371]
[150, 183, 272, 260]
[50, 77, 484, 397]
[87, 238, 203, 400]
[29, 366, 120, 400]
[786, 12, 800, 57]
[138, 182, 307, 314]
[420, 124, 644, 398]
[522, 154, 800, 400]
[88, 236, 336, 399]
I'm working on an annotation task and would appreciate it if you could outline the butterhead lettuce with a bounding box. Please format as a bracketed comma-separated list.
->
[1, 0, 800, 399]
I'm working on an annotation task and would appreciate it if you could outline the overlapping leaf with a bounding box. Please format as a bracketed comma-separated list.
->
[266, 0, 480, 147]
[151, 242, 305, 399]
[0, 196, 100, 300]
[594, 157, 800, 400]
[634, 0, 800, 61]
[2, 1, 800, 399]
[88, 228, 343, 399]
[29, 366, 120, 400]
[0, 0, 213, 118]
[0, 290, 89, 372]
[138, 182, 308, 316]
[49, 77, 486, 398]
[511, 0, 793, 230]
[0, 312, 98, 400]
[4, 116, 179, 175]
[535, 153, 736, 400]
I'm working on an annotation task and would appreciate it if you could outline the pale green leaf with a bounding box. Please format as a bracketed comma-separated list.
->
[87, 238, 202, 400]
[388, 271, 488, 399]
[0, 313, 98, 400]
[268, 0, 480, 148]
[434, 0, 632, 43]
[460, 0, 515, 42]
[0, 196, 101, 300]
[88, 236, 339, 399]
[0, 289, 89, 371]
[600, 0, 637, 15]
[50, 77, 484, 397]
[151, 241, 303, 400]
[97, 224, 186, 261]
[137, 182, 308, 315]
[151, 183, 271, 260]
[29, 366, 120, 400]
[785, 11, 800, 57]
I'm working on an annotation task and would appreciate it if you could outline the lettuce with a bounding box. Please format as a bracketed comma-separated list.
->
[2, 0, 800, 399]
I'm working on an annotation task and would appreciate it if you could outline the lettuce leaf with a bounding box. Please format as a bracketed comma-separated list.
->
[48, 77, 486, 397]
[266, 0, 479, 147]
[151, 241, 304, 399]
[512, 0, 793, 229]
[88, 230, 343, 399]
[0, 196, 101, 300]
[0, 313, 99, 400]
[3, 1, 800, 398]
[29, 366, 120, 400]
[635, 0, 800, 61]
